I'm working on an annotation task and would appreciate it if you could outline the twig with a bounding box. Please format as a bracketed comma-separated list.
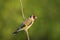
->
[20, 0, 25, 19]
[20, 0, 30, 40]
[25, 30, 30, 40]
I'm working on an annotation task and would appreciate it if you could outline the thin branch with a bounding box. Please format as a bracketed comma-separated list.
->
[20, 0, 25, 19]
[25, 30, 30, 40]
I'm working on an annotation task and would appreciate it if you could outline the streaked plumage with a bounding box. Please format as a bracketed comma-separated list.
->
[13, 15, 37, 35]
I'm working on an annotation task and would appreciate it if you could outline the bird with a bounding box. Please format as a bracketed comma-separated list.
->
[13, 15, 37, 35]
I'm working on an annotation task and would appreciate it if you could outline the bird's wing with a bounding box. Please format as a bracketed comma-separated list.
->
[13, 23, 26, 35]
[16, 23, 26, 31]
[16, 18, 32, 31]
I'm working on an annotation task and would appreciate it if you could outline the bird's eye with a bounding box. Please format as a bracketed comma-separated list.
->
[30, 16, 31, 18]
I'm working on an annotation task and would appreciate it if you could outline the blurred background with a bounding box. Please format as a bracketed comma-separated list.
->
[0, 0, 60, 40]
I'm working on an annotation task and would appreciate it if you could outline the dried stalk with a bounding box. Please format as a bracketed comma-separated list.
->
[25, 30, 30, 40]
[20, 0, 25, 19]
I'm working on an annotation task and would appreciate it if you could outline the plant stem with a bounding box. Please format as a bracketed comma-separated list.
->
[20, 0, 25, 19]
[25, 30, 30, 40]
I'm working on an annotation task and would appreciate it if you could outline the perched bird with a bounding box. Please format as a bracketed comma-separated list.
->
[13, 15, 37, 35]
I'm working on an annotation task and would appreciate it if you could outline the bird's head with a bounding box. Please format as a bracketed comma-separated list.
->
[30, 15, 37, 21]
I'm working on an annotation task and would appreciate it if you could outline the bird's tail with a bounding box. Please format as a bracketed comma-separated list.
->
[13, 26, 22, 35]
[13, 28, 22, 35]
[13, 31, 18, 35]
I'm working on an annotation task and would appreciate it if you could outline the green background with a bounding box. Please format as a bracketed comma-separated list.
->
[0, 0, 60, 40]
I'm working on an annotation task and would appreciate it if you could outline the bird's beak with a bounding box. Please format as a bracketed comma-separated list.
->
[35, 16, 37, 19]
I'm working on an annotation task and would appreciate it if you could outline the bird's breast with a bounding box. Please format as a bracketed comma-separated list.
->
[23, 18, 34, 30]
[25, 21, 34, 30]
